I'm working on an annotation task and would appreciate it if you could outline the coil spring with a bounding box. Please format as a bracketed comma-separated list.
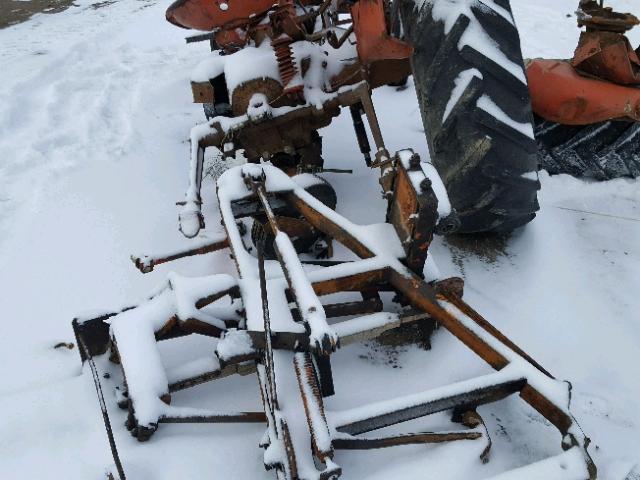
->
[271, 0, 299, 89]
[272, 36, 297, 87]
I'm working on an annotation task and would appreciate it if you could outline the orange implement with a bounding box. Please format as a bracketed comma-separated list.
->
[527, 58, 640, 125]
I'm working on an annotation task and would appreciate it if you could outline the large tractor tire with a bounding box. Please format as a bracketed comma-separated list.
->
[397, 0, 540, 233]
[535, 116, 640, 180]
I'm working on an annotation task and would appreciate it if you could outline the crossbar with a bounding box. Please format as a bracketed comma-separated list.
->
[333, 373, 526, 435]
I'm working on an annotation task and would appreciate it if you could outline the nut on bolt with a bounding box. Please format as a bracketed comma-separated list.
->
[420, 177, 432, 191]
[409, 153, 421, 170]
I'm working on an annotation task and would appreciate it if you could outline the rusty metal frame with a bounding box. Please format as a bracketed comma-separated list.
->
[74, 153, 596, 479]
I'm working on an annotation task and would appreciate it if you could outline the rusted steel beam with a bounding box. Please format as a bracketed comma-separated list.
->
[195, 285, 240, 309]
[155, 317, 238, 343]
[291, 297, 383, 321]
[180, 318, 225, 338]
[336, 377, 526, 435]
[168, 361, 256, 393]
[358, 85, 387, 156]
[333, 431, 481, 449]
[246, 310, 430, 351]
[519, 384, 597, 478]
[153, 316, 186, 341]
[325, 297, 383, 317]
[520, 385, 573, 435]
[312, 268, 388, 296]
[389, 269, 509, 370]
[335, 312, 431, 347]
[441, 291, 553, 378]
[432, 276, 465, 298]
[158, 412, 266, 423]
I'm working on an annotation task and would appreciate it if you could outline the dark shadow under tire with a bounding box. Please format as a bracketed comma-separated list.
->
[535, 116, 640, 180]
[397, 0, 540, 233]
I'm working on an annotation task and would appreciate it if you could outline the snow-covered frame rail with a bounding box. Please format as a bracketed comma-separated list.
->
[73, 158, 596, 479]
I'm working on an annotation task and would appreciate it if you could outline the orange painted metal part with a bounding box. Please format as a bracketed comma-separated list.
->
[527, 58, 640, 125]
[350, 0, 413, 65]
[572, 31, 640, 85]
[166, 0, 275, 31]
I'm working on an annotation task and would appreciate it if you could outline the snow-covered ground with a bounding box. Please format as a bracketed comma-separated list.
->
[0, 0, 639, 478]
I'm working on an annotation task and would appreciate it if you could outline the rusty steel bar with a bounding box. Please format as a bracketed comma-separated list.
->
[195, 285, 240, 309]
[158, 412, 266, 423]
[290, 297, 383, 321]
[179, 318, 226, 338]
[324, 297, 383, 317]
[333, 431, 482, 450]
[131, 237, 229, 273]
[440, 291, 553, 378]
[312, 267, 388, 296]
[168, 359, 256, 393]
[335, 377, 526, 436]
[247, 311, 431, 351]
[389, 270, 510, 370]
[357, 80, 386, 155]
[335, 312, 431, 347]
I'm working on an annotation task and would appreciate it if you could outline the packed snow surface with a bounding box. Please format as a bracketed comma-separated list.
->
[1, 1, 640, 479]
